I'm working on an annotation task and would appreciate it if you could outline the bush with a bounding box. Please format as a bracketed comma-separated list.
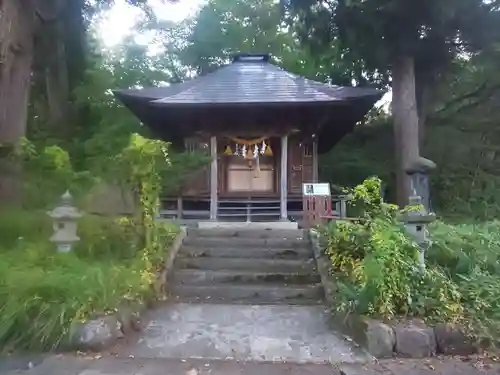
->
[429, 221, 500, 339]
[0, 134, 179, 351]
[0, 210, 177, 351]
[323, 177, 500, 341]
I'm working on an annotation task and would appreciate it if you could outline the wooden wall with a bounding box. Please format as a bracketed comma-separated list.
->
[178, 135, 315, 198]
[288, 136, 314, 195]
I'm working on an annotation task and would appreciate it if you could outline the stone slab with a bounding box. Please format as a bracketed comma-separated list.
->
[118, 303, 369, 364]
[394, 325, 436, 358]
[345, 317, 395, 359]
[179, 246, 312, 259]
[0, 355, 46, 373]
[188, 228, 305, 238]
[6, 355, 500, 375]
[175, 257, 317, 273]
[170, 283, 324, 304]
[169, 295, 324, 305]
[7, 355, 89, 375]
[172, 269, 321, 285]
[198, 221, 299, 230]
[433, 324, 478, 355]
[183, 236, 309, 249]
[338, 363, 392, 374]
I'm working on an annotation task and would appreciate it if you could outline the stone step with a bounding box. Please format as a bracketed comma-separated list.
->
[183, 236, 309, 249]
[179, 246, 313, 260]
[170, 295, 324, 305]
[187, 228, 306, 239]
[175, 257, 317, 273]
[170, 283, 324, 305]
[172, 269, 321, 285]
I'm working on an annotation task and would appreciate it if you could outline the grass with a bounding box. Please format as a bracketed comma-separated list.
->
[327, 217, 500, 341]
[0, 210, 177, 351]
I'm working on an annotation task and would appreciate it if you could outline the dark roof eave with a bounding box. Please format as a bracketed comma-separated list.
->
[148, 93, 385, 108]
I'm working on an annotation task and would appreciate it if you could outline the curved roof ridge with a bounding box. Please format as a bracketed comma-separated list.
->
[115, 57, 384, 106]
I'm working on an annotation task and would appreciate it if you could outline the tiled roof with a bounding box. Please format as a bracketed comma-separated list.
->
[116, 54, 383, 105]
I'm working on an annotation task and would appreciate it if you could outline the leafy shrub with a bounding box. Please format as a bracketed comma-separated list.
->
[0, 134, 179, 351]
[0, 212, 177, 351]
[429, 221, 500, 338]
[13, 138, 96, 209]
[324, 177, 462, 321]
[0, 210, 51, 248]
[429, 221, 500, 277]
[324, 177, 500, 341]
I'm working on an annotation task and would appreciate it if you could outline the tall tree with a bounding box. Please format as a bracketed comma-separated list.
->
[282, 0, 500, 206]
[0, 1, 36, 202]
[0, 0, 176, 203]
[171, 0, 311, 75]
[165, 0, 363, 84]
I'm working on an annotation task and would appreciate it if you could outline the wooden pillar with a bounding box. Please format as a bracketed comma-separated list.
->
[176, 196, 183, 219]
[340, 198, 347, 219]
[280, 135, 288, 220]
[312, 138, 319, 183]
[210, 136, 218, 220]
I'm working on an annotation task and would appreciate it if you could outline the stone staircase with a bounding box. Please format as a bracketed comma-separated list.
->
[170, 228, 324, 305]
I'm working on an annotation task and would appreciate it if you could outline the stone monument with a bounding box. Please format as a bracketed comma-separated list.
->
[48, 191, 82, 253]
[405, 157, 436, 212]
[400, 194, 436, 272]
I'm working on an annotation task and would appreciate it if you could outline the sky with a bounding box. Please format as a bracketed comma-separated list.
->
[98, 0, 205, 47]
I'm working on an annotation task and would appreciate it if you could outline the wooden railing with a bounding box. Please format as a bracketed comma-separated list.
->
[159, 195, 351, 224]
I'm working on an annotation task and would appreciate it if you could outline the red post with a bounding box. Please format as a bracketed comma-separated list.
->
[303, 195, 332, 229]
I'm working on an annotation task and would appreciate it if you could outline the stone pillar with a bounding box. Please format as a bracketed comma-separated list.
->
[280, 135, 288, 220]
[177, 196, 183, 219]
[312, 137, 319, 183]
[210, 136, 218, 220]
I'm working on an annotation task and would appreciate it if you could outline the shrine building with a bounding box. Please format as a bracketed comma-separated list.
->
[113, 53, 383, 224]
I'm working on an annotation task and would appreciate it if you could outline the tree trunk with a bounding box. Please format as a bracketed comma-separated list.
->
[0, 0, 35, 204]
[45, 20, 70, 135]
[392, 55, 420, 207]
[416, 82, 430, 150]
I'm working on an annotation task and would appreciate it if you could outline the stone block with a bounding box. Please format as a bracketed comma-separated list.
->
[347, 316, 395, 358]
[84, 183, 136, 215]
[394, 323, 436, 358]
[116, 302, 144, 334]
[364, 320, 396, 358]
[73, 315, 124, 351]
[434, 323, 478, 355]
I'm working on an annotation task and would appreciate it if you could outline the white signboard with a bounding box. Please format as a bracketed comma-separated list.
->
[302, 183, 331, 196]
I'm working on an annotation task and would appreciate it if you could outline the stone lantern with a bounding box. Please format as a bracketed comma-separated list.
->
[405, 157, 436, 212]
[48, 191, 82, 253]
[400, 194, 436, 273]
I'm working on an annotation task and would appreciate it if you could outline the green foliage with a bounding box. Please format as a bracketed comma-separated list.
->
[347, 176, 398, 219]
[0, 134, 179, 351]
[109, 134, 169, 257]
[324, 177, 459, 320]
[162, 151, 211, 195]
[283, 0, 500, 85]
[319, 113, 397, 201]
[0, 211, 177, 351]
[324, 177, 500, 341]
[428, 221, 500, 338]
[11, 138, 96, 209]
[172, 0, 346, 83]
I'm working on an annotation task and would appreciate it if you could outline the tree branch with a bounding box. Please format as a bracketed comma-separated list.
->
[436, 81, 492, 114]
